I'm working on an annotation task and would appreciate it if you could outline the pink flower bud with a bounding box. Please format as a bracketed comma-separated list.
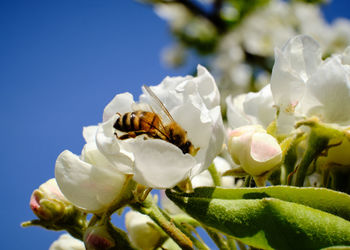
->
[228, 125, 282, 176]
[84, 225, 115, 250]
[30, 179, 69, 221]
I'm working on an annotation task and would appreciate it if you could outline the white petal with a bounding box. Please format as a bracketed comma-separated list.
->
[125, 139, 196, 188]
[213, 156, 232, 174]
[271, 48, 306, 110]
[103, 93, 134, 122]
[301, 57, 350, 123]
[243, 84, 276, 128]
[250, 133, 282, 162]
[281, 35, 321, 80]
[226, 94, 252, 128]
[49, 234, 84, 250]
[38, 178, 68, 202]
[140, 77, 185, 111]
[125, 211, 161, 250]
[160, 190, 183, 215]
[271, 35, 322, 110]
[194, 65, 220, 109]
[191, 170, 214, 188]
[82, 126, 98, 144]
[96, 117, 134, 174]
[55, 150, 126, 212]
[194, 106, 225, 175]
[244, 132, 282, 176]
[342, 46, 350, 65]
[276, 111, 296, 134]
[172, 101, 211, 149]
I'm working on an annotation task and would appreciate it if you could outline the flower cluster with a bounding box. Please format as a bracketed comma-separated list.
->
[153, 0, 350, 106]
[54, 65, 225, 214]
[25, 27, 350, 249]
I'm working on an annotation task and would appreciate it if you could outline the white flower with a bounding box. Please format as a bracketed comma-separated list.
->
[328, 19, 350, 54]
[271, 35, 350, 132]
[226, 84, 275, 129]
[228, 125, 282, 176]
[49, 234, 84, 250]
[160, 190, 183, 215]
[161, 44, 186, 68]
[240, 0, 296, 57]
[96, 65, 224, 189]
[154, 3, 191, 31]
[292, 2, 331, 52]
[125, 211, 162, 250]
[304, 172, 322, 187]
[55, 126, 128, 213]
[191, 156, 235, 188]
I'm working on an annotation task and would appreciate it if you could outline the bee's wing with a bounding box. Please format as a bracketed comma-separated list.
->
[142, 85, 175, 125]
[131, 102, 153, 112]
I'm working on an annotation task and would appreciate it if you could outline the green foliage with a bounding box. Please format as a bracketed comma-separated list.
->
[227, 0, 270, 23]
[167, 187, 350, 249]
[169, 186, 350, 220]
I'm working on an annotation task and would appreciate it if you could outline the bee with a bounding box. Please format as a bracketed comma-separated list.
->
[113, 85, 197, 155]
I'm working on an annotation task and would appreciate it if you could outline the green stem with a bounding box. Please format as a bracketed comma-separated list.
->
[236, 240, 247, 250]
[168, 213, 209, 250]
[208, 163, 221, 186]
[227, 237, 237, 250]
[244, 175, 251, 187]
[294, 131, 329, 187]
[131, 196, 193, 250]
[204, 226, 230, 250]
[106, 175, 136, 217]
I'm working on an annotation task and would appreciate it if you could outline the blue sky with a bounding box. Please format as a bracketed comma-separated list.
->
[1, 0, 350, 249]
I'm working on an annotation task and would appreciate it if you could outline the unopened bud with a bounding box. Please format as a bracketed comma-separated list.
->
[84, 220, 134, 250]
[84, 225, 115, 250]
[125, 211, 164, 250]
[228, 125, 282, 176]
[30, 178, 69, 221]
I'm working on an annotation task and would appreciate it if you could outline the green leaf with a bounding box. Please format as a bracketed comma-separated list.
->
[167, 189, 350, 250]
[170, 186, 350, 221]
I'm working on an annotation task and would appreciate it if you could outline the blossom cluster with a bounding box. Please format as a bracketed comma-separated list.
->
[155, 0, 350, 106]
[25, 33, 350, 249]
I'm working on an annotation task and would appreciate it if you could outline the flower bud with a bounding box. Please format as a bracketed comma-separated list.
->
[84, 225, 116, 250]
[228, 125, 282, 176]
[49, 234, 84, 250]
[30, 178, 69, 221]
[125, 211, 163, 250]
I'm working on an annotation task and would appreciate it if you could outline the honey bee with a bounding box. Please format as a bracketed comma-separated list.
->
[113, 85, 197, 155]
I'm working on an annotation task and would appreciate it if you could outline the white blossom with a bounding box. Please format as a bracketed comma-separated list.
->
[191, 156, 235, 188]
[96, 65, 225, 189]
[240, 0, 295, 57]
[226, 84, 275, 129]
[55, 126, 128, 213]
[154, 3, 191, 31]
[271, 35, 350, 132]
[161, 43, 186, 68]
[125, 211, 162, 250]
[49, 234, 84, 250]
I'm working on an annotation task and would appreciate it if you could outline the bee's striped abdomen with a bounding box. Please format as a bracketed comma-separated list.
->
[113, 111, 161, 133]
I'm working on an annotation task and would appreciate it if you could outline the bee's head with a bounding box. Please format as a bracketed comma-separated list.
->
[179, 141, 192, 154]
[180, 141, 199, 155]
